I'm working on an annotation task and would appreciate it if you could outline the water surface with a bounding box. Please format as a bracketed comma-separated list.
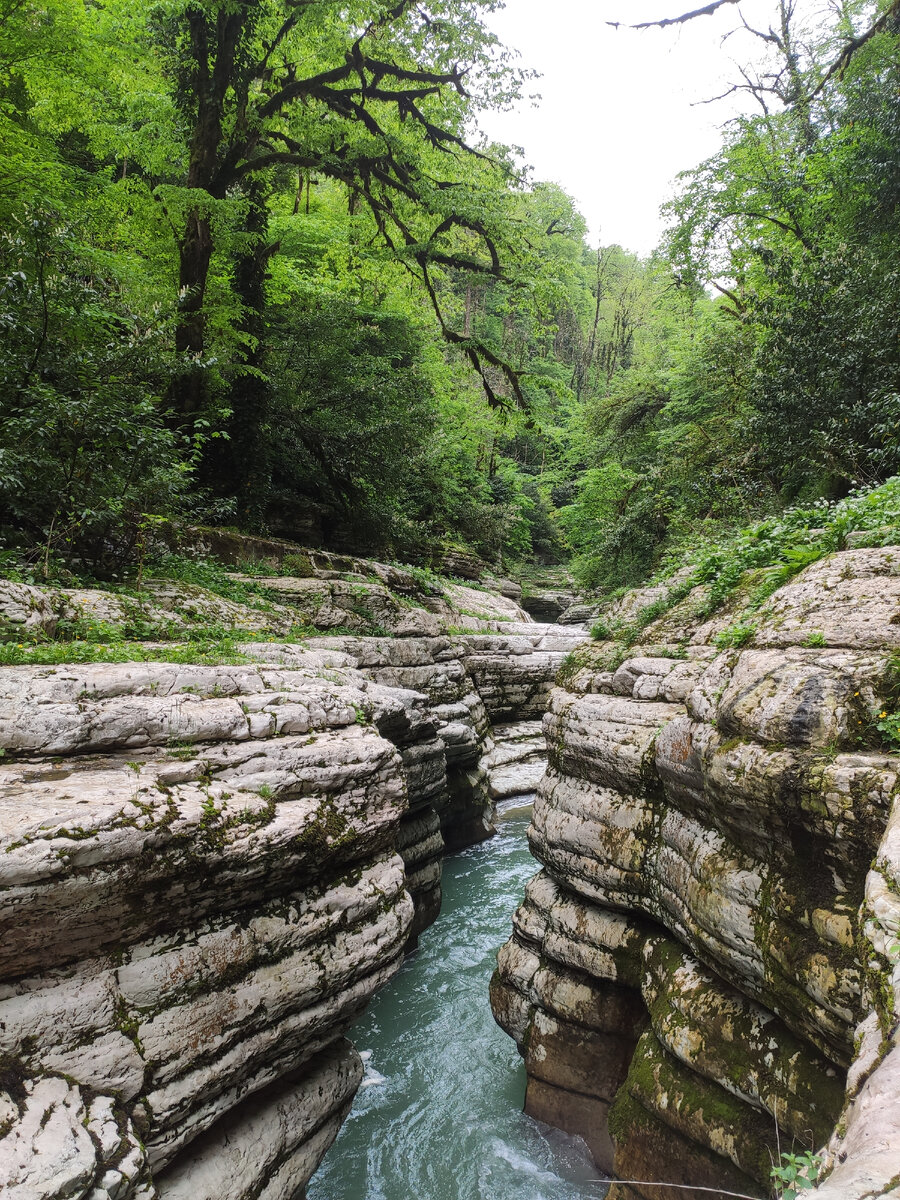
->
[308, 809, 610, 1200]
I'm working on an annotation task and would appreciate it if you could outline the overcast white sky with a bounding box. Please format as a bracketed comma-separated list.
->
[476, 0, 782, 255]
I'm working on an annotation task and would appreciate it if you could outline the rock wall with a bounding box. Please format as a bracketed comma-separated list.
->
[491, 548, 900, 1199]
[0, 555, 588, 1200]
[0, 652, 426, 1199]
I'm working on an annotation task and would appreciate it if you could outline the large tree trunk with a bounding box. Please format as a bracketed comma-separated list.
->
[198, 177, 273, 524]
[170, 5, 234, 421]
[174, 211, 215, 418]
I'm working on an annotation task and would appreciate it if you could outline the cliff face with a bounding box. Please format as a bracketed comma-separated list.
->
[0, 653, 423, 1200]
[0, 554, 587, 1200]
[491, 547, 900, 1199]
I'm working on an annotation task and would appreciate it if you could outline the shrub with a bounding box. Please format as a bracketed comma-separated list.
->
[0, 217, 189, 577]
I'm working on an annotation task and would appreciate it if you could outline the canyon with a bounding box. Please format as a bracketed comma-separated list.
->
[0, 550, 585, 1200]
[2, 542, 900, 1199]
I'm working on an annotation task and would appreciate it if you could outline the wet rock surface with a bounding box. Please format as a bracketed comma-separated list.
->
[491, 547, 900, 1199]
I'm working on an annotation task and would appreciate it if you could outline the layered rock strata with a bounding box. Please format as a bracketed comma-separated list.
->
[0, 559, 587, 1200]
[0, 652, 430, 1199]
[457, 628, 587, 722]
[304, 635, 496, 852]
[492, 548, 900, 1199]
[0, 553, 533, 646]
[245, 627, 585, 927]
[481, 721, 547, 809]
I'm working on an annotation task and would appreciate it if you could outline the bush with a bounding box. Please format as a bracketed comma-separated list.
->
[682, 476, 900, 611]
[0, 217, 189, 577]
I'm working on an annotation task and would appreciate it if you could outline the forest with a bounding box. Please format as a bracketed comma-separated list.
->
[1, 0, 900, 592]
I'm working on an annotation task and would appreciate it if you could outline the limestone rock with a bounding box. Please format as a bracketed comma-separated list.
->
[0, 1074, 154, 1200]
[482, 721, 546, 802]
[491, 546, 900, 1198]
[557, 602, 598, 626]
[437, 548, 490, 581]
[0, 580, 59, 640]
[0, 545, 578, 1200]
[483, 576, 524, 603]
[154, 1041, 362, 1200]
[440, 581, 530, 625]
[60, 583, 300, 640]
[0, 657, 421, 1200]
[457, 632, 580, 722]
[754, 547, 900, 650]
[245, 576, 412, 633]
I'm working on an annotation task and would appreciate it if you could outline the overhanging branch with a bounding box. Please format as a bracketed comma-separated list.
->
[809, 0, 900, 98]
[607, 0, 741, 30]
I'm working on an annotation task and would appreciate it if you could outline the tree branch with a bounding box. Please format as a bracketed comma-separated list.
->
[809, 0, 900, 98]
[607, 0, 741, 30]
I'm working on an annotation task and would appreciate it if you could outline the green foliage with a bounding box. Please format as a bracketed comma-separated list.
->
[142, 554, 275, 610]
[391, 563, 446, 595]
[714, 623, 756, 649]
[266, 300, 443, 549]
[874, 710, 900, 751]
[684, 477, 900, 613]
[3, 0, 900, 598]
[770, 1150, 821, 1199]
[561, 10, 900, 591]
[590, 618, 616, 641]
[0, 638, 254, 667]
[582, 476, 900, 656]
[0, 219, 189, 576]
[666, 15, 900, 501]
[0, 0, 583, 572]
[873, 657, 900, 752]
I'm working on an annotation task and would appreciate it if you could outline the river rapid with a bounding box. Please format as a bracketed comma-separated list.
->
[308, 806, 610, 1200]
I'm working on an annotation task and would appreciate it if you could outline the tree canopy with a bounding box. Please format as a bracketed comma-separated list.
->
[2, 0, 900, 590]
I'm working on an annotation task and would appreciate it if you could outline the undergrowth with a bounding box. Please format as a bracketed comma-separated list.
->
[141, 554, 281, 610]
[591, 477, 900, 651]
[0, 639, 257, 666]
[771, 1149, 821, 1198]
[672, 477, 900, 612]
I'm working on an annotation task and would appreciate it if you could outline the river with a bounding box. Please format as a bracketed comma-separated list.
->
[307, 804, 610, 1200]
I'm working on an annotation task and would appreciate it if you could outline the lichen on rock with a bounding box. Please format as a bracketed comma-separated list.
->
[491, 546, 900, 1199]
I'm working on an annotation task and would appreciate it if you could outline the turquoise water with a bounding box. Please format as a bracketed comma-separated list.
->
[308, 808, 610, 1200]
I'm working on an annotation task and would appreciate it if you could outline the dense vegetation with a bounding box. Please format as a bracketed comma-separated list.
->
[1, 0, 899, 589]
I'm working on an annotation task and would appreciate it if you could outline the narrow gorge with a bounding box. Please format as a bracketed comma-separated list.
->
[6, 0, 900, 1194]
[0, 543, 586, 1199]
[3, 537, 900, 1200]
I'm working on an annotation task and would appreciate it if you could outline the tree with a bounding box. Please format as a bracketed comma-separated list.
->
[140, 0, 527, 417]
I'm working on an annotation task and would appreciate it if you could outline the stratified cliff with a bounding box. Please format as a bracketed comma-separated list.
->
[0, 546, 587, 1200]
[492, 547, 900, 1199]
[0, 653, 425, 1199]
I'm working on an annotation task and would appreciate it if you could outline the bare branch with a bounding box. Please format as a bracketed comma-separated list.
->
[711, 280, 746, 313]
[607, 0, 741, 31]
[739, 10, 781, 48]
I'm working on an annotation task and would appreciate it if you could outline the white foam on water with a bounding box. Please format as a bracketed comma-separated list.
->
[488, 1137, 564, 1184]
[360, 1068, 388, 1089]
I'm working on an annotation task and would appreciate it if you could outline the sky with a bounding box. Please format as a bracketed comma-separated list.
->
[476, 0, 782, 256]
